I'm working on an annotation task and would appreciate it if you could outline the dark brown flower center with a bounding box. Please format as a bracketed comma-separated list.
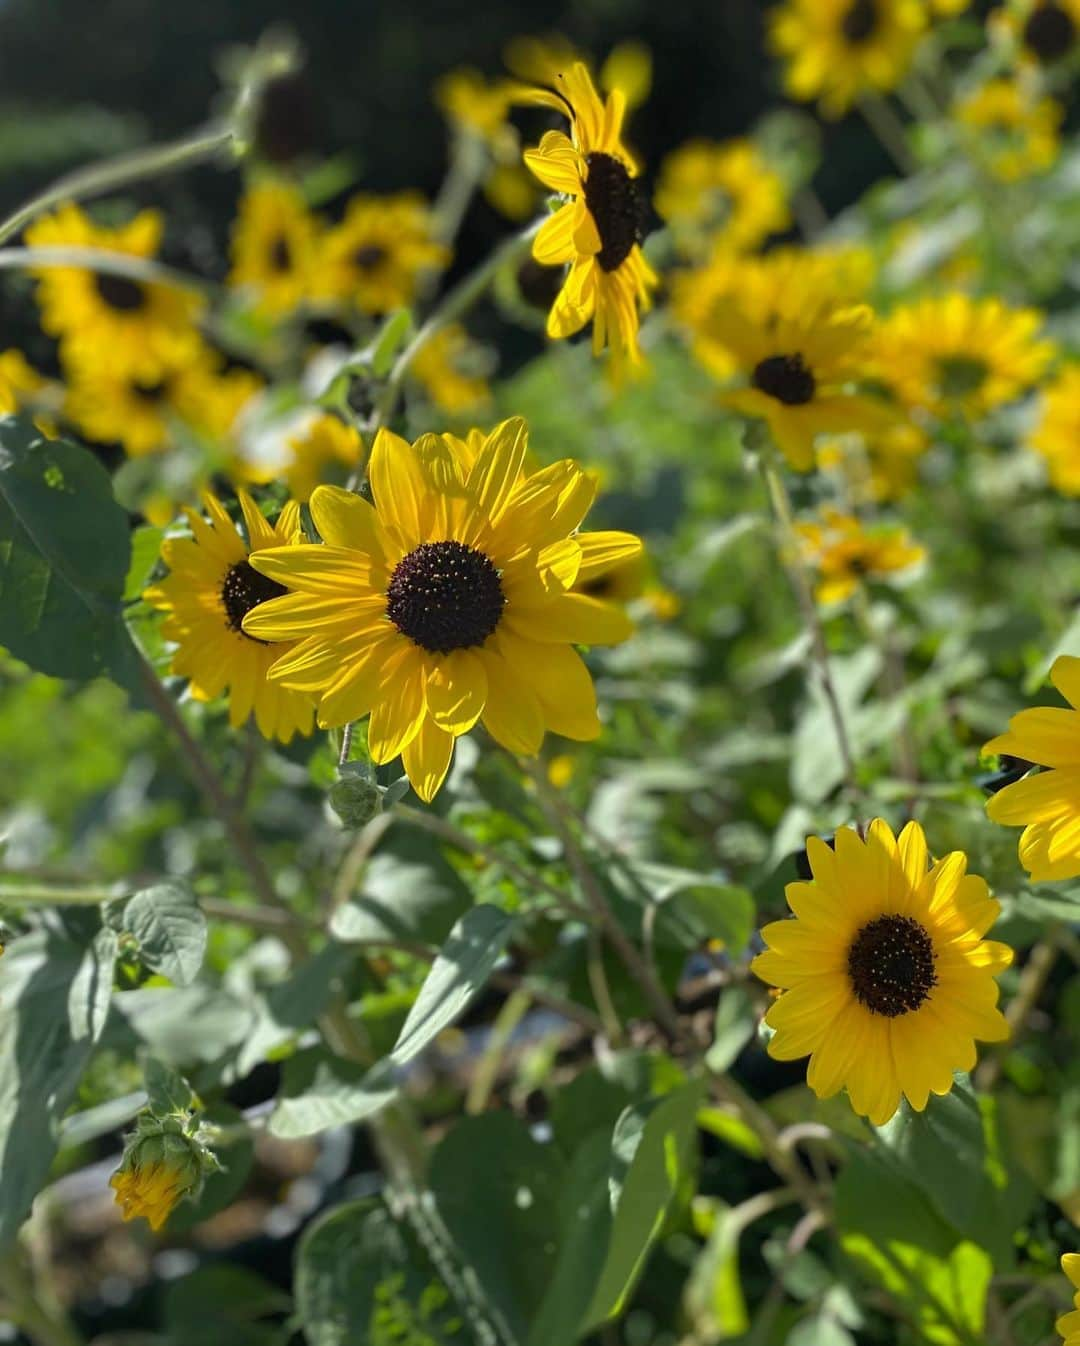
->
[386, 540, 505, 654]
[268, 235, 292, 272]
[221, 560, 287, 642]
[842, 0, 879, 43]
[583, 152, 643, 273]
[1023, 2, 1076, 61]
[95, 273, 147, 312]
[131, 377, 168, 405]
[847, 914, 937, 1017]
[353, 244, 388, 271]
[579, 574, 614, 599]
[752, 353, 816, 406]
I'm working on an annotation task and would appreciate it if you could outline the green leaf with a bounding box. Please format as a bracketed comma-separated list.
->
[0, 415, 135, 686]
[295, 1200, 462, 1346]
[120, 880, 207, 986]
[787, 1317, 856, 1346]
[162, 1263, 291, 1346]
[621, 862, 755, 955]
[329, 831, 471, 947]
[430, 1112, 565, 1342]
[389, 904, 514, 1068]
[270, 1053, 397, 1139]
[705, 987, 755, 1074]
[124, 523, 164, 601]
[683, 1200, 749, 1340]
[583, 1080, 705, 1331]
[0, 926, 117, 1243]
[236, 941, 357, 1076]
[114, 985, 254, 1065]
[371, 309, 413, 377]
[143, 1056, 194, 1114]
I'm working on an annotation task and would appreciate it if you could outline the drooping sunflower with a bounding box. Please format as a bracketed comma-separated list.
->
[874, 293, 1055, 420]
[655, 138, 791, 258]
[752, 819, 1012, 1126]
[795, 506, 925, 603]
[410, 323, 491, 414]
[521, 62, 658, 371]
[144, 490, 315, 743]
[228, 179, 321, 317]
[315, 193, 449, 315]
[242, 418, 641, 801]
[1032, 366, 1080, 495]
[769, 0, 926, 119]
[24, 204, 202, 376]
[984, 656, 1080, 882]
[1058, 1254, 1080, 1346]
[954, 79, 1062, 181]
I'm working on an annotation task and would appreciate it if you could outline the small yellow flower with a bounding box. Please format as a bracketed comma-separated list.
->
[315, 194, 449, 315]
[1032, 365, 1080, 495]
[1058, 1253, 1080, 1346]
[655, 139, 791, 257]
[795, 506, 925, 604]
[985, 657, 1080, 882]
[954, 79, 1062, 181]
[752, 819, 1012, 1126]
[228, 179, 321, 316]
[874, 293, 1055, 420]
[25, 204, 202, 378]
[411, 324, 490, 415]
[769, 0, 927, 118]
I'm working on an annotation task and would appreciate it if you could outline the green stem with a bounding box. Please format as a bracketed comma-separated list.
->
[0, 881, 120, 905]
[858, 93, 918, 176]
[0, 123, 235, 247]
[431, 131, 489, 249]
[465, 988, 532, 1114]
[0, 245, 214, 296]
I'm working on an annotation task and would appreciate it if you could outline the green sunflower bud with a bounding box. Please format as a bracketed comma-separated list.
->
[109, 1112, 219, 1231]
[329, 774, 382, 829]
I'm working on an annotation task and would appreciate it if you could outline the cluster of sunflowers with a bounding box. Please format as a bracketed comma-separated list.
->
[3, 5, 1080, 1313]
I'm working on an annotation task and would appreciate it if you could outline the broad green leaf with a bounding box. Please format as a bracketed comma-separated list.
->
[549, 1058, 647, 1158]
[583, 1079, 705, 1330]
[236, 942, 357, 1076]
[389, 904, 514, 1067]
[683, 1200, 749, 1340]
[0, 415, 135, 686]
[705, 987, 755, 1074]
[162, 1262, 291, 1346]
[330, 830, 471, 947]
[120, 880, 207, 986]
[786, 1317, 856, 1346]
[124, 523, 164, 600]
[59, 1091, 146, 1150]
[0, 926, 117, 1243]
[295, 1200, 461, 1346]
[430, 1113, 565, 1342]
[113, 985, 254, 1065]
[143, 1056, 194, 1114]
[270, 1053, 397, 1139]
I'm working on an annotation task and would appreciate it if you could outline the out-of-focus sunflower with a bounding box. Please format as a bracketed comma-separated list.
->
[315, 194, 449, 315]
[795, 506, 925, 603]
[1058, 1254, 1080, 1346]
[435, 69, 538, 222]
[874, 293, 1055, 419]
[752, 819, 1012, 1125]
[25, 204, 202, 376]
[0, 350, 45, 416]
[954, 79, 1062, 181]
[1031, 365, 1080, 494]
[521, 62, 658, 373]
[228, 179, 321, 316]
[410, 324, 490, 415]
[144, 490, 315, 743]
[242, 418, 640, 801]
[817, 422, 929, 503]
[985, 657, 1080, 882]
[993, 0, 1080, 66]
[655, 139, 790, 257]
[234, 410, 363, 503]
[769, 0, 926, 118]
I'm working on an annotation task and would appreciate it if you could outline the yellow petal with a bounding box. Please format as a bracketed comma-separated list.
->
[425, 649, 487, 733]
[402, 716, 455, 802]
[508, 592, 633, 645]
[310, 484, 384, 555]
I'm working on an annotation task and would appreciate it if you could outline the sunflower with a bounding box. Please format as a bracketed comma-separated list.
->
[315, 193, 449, 316]
[411, 324, 491, 414]
[795, 507, 925, 603]
[228, 179, 321, 316]
[983, 656, 1080, 882]
[0, 349, 45, 416]
[24, 204, 202, 377]
[571, 546, 678, 619]
[144, 490, 315, 743]
[65, 345, 260, 458]
[1032, 366, 1080, 494]
[752, 819, 1012, 1126]
[874, 293, 1054, 420]
[954, 79, 1062, 181]
[521, 62, 658, 372]
[1058, 1254, 1080, 1346]
[242, 417, 641, 801]
[655, 139, 791, 258]
[994, 0, 1080, 65]
[769, 0, 926, 118]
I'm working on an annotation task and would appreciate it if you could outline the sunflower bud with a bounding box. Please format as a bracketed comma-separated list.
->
[329, 774, 382, 829]
[109, 1113, 218, 1231]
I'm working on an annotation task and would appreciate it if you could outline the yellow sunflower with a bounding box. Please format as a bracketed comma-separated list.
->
[315, 193, 449, 315]
[65, 346, 260, 457]
[1032, 365, 1080, 495]
[1058, 1254, 1080, 1346]
[769, 0, 927, 118]
[228, 179, 321, 316]
[984, 656, 1080, 882]
[242, 417, 640, 801]
[144, 490, 315, 743]
[655, 138, 791, 257]
[411, 324, 491, 414]
[954, 79, 1062, 181]
[521, 62, 658, 372]
[874, 294, 1055, 420]
[0, 349, 45, 416]
[752, 819, 1012, 1126]
[795, 506, 925, 603]
[24, 203, 202, 377]
[995, 0, 1080, 65]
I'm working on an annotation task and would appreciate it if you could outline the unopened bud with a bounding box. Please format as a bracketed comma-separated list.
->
[329, 775, 382, 829]
[109, 1114, 217, 1231]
